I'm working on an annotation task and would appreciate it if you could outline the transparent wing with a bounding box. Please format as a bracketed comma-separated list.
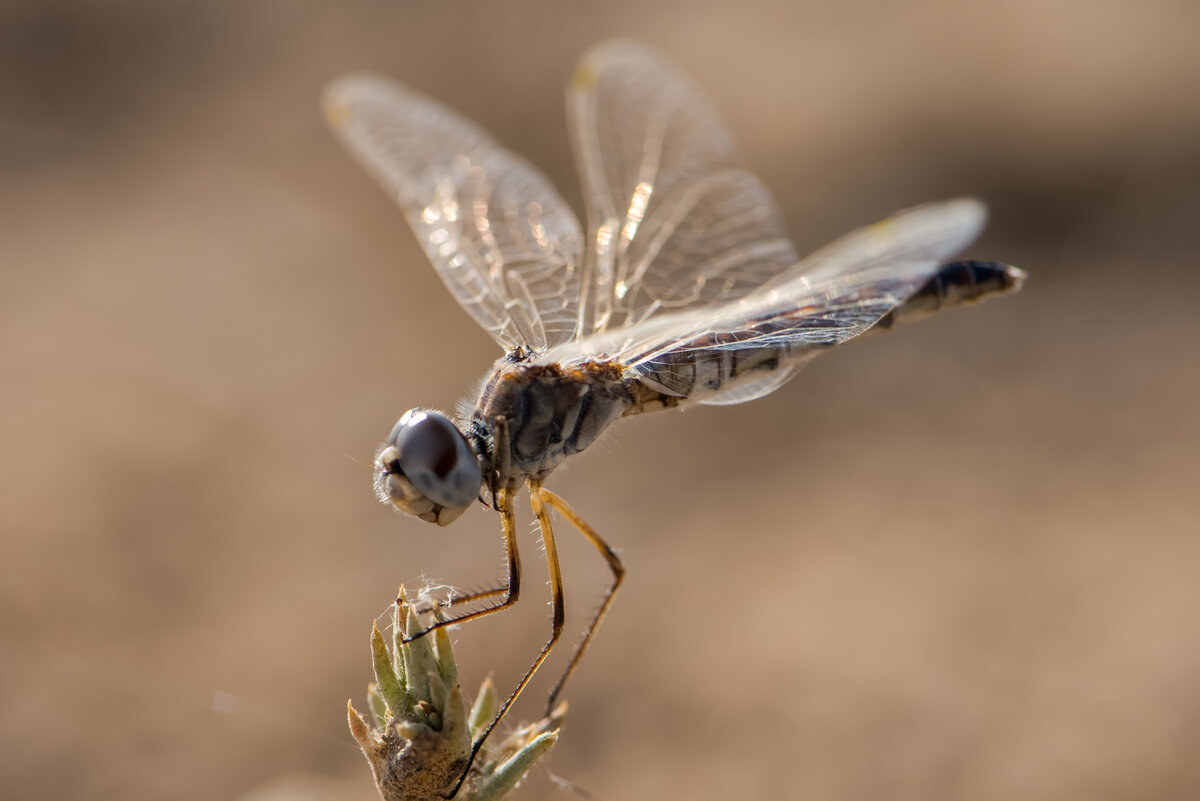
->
[697, 366, 798, 406]
[537, 199, 988, 405]
[567, 40, 799, 335]
[765, 196, 989, 287]
[324, 74, 585, 352]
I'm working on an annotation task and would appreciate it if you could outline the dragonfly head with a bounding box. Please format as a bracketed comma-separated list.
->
[375, 408, 482, 526]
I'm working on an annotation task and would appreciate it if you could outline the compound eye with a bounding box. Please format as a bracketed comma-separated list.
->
[394, 411, 460, 479]
[388, 409, 481, 509]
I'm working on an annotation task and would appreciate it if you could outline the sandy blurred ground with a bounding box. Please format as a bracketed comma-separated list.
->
[2, 1, 1199, 799]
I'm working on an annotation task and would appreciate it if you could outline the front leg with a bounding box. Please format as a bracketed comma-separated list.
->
[402, 487, 521, 643]
[410, 585, 509, 617]
[489, 415, 511, 511]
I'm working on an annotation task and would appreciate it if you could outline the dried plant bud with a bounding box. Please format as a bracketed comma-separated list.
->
[347, 587, 562, 801]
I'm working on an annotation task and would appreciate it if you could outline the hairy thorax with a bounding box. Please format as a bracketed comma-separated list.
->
[468, 357, 633, 487]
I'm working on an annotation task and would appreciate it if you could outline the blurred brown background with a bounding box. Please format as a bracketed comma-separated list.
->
[3, 1, 1198, 799]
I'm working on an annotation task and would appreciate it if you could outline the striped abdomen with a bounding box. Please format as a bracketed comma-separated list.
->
[626, 259, 1025, 410]
[866, 260, 1024, 337]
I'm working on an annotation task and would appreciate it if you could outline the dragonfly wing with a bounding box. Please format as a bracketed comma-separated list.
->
[769, 196, 988, 286]
[567, 40, 799, 334]
[696, 365, 799, 406]
[325, 74, 585, 352]
[546, 199, 988, 405]
[621, 272, 918, 402]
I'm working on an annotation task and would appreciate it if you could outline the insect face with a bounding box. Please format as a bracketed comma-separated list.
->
[375, 408, 482, 526]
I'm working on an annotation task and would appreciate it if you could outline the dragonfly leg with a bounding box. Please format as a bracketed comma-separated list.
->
[411, 585, 509, 617]
[490, 415, 511, 511]
[443, 478, 565, 798]
[539, 488, 624, 715]
[402, 488, 521, 644]
[418, 414, 515, 618]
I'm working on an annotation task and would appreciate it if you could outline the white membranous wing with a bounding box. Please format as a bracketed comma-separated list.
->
[535, 199, 989, 404]
[567, 40, 800, 335]
[634, 198, 989, 402]
[767, 196, 988, 286]
[324, 75, 585, 352]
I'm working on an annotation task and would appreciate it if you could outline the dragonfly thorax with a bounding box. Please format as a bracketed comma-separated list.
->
[469, 357, 633, 489]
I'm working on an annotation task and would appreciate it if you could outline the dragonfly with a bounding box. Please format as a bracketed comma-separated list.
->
[324, 39, 1024, 792]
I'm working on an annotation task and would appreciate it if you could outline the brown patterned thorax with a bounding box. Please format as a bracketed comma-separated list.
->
[468, 357, 633, 487]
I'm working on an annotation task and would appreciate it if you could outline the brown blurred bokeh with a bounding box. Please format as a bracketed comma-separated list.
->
[3, 1, 1198, 800]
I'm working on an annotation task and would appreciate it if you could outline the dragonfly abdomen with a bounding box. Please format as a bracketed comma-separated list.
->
[870, 260, 1024, 335]
[624, 260, 1024, 411]
[625, 337, 798, 411]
